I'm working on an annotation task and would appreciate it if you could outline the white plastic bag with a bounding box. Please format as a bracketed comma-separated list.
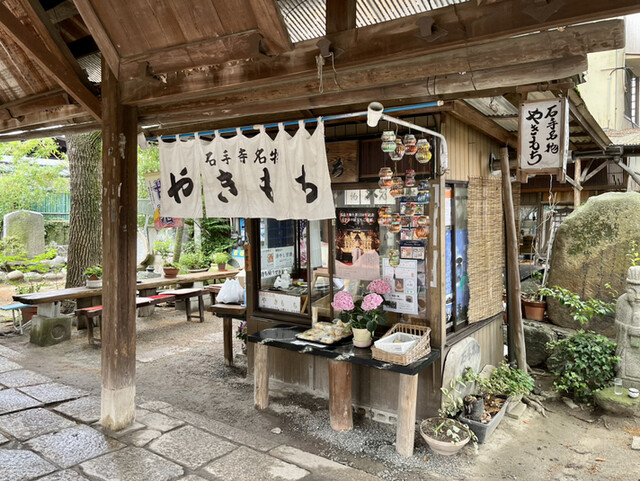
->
[216, 278, 244, 304]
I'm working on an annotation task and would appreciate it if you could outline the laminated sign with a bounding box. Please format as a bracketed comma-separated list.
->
[160, 121, 335, 220]
[518, 98, 568, 172]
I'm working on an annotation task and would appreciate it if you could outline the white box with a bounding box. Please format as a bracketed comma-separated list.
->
[373, 332, 420, 354]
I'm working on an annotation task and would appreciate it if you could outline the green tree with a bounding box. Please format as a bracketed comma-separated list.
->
[137, 144, 159, 198]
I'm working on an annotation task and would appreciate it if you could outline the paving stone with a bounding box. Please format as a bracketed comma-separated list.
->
[0, 433, 8, 444]
[0, 357, 21, 373]
[137, 411, 185, 432]
[94, 421, 145, 438]
[27, 425, 124, 468]
[135, 408, 150, 418]
[0, 448, 56, 481]
[270, 445, 381, 481]
[0, 345, 24, 360]
[53, 396, 101, 424]
[160, 406, 280, 452]
[0, 370, 51, 388]
[120, 428, 161, 447]
[0, 408, 76, 441]
[0, 388, 42, 415]
[138, 400, 171, 411]
[177, 477, 208, 481]
[19, 383, 87, 404]
[632, 436, 640, 450]
[37, 470, 91, 481]
[203, 446, 308, 481]
[80, 447, 184, 481]
[506, 401, 527, 419]
[148, 425, 236, 470]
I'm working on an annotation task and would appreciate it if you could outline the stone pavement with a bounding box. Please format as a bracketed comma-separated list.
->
[0, 347, 382, 481]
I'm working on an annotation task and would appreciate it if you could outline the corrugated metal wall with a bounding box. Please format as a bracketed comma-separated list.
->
[32, 193, 70, 220]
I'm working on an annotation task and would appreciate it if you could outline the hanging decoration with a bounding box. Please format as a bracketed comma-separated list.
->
[160, 121, 335, 221]
[417, 180, 431, 202]
[381, 130, 396, 152]
[390, 176, 405, 197]
[378, 167, 393, 188]
[404, 169, 416, 187]
[404, 134, 417, 155]
[416, 138, 432, 164]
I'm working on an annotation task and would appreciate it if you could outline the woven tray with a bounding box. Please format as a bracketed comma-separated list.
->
[371, 323, 431, 365]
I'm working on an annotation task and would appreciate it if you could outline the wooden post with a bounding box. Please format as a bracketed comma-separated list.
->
[328, 360, 353, 431]
[500, 147, 527, 372]
[223, 317, 233, 366]
[326, 0, 356, 34]
[396, 374, 419, 457]
[573, 158, 581, 209]
[254, 343, 269, 409]
[100, 57, 138, 430]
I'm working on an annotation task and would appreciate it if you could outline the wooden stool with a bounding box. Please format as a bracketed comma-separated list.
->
[209, 303, 246, 366]
[161, 288, 207, 322]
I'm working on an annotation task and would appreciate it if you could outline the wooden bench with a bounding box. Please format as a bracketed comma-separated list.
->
[159, 288, 208, 322]
[209, 303, 246, 366]
[77, 295, 176, 345]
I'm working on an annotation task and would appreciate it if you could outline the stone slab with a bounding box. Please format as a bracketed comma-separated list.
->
[30, 315, 72, 347]
[442, 338, 481, 399]
[136, 412, 185, 432]
[0, 357, 21, 373]
[0, 370, 51, 388]
[0, 407, 76, 441]
[160, 406, 280, 452]
[177, 477, 208, 481]
[269, 445, 381, 481]
[0, 448, 56, 481]
[0, 433, 8, 444]
[506, 401, 527, 419]
[38, 470, 91, 481]
[632, 436, 640, 450]
[137, 400, 171, 411]
[594, 387, 640, 417]
[27, 425, 125, 468]
[79, 447, 184, 481]
[203, 446, 309, 481]
[53, 396, 101, 424]
[0, 388, 42, 415]
[93, 421, 146, 439]
[120, 428, 161, 447]
[0, 345, 25, 360]
[148, 425, 236, 469]
[19, 383, 87, 404]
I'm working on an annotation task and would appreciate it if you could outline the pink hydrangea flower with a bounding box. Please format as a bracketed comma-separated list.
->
[361, 293, 383, 311]
[331, 290, 354, 311]
[367, 279, 391, 295]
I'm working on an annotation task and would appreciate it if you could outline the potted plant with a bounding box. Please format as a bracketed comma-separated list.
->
[84, 265, 102, 288]
[419, 417, 474, 456]
[236, 320, 248, 354]
[179, 252, 210, 273]
[521, 270, 546, 321]
[331, 279, 390, 348]
[212, 251, 231, 271]
[154, 240, 179, 278]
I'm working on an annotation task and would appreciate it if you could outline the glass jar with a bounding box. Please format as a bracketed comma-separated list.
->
[389, 215, 402, 233]
[381, 140, 396, 153]
[389, 138, 405, 161]
[389, 249, 400, 266]
[381, 130, 396, 142]
[378, 167, 393, 188]
[404, 169, 416, 187]
[390, 176, 404, 197]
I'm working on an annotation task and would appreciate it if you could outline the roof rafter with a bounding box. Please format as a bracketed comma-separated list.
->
[247, 0, 292, 53]
[0, 1, 101, 121]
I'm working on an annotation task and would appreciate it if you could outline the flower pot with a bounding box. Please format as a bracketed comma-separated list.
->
[86, 277, 102, 289]
[188, 267, 209, 273]
[163, 267, 179, 278]
[419, 418, 470, 455]
[352, 328, 372, 348]
[217, 263, 227, 271]
[20, 305, 37, 324]
[522, 298, 546, 321]
[459, 395, 509, 443]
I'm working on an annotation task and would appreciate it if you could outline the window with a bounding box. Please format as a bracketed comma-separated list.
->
[445, 183, 469, 333]
[625, 70, 639, 126]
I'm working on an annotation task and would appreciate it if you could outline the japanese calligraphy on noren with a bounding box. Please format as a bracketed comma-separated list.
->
[519, 98, 568, 172]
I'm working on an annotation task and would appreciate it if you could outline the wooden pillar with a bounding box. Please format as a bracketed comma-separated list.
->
[100, 57, 138, 430]
[328, 360, 353, 431]
[254, 343, 269, 409]
[500, 147, 527, 372]
[573, 158, 581, 209]
[223, 317, 233, 366]
[396, 374, 419, 457]
[326, 0, 356, 34]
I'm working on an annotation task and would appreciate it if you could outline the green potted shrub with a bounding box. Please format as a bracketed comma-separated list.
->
[84, 265, 103, 288]
[521, 270, 546, 321]
[179, 252, 210, 273]
[154, 240, 179, 278]
[212, 251, 231, 271]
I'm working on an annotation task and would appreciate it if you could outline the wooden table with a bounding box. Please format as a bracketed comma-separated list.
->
[209, 303, 246, 366]
[13, 269, 239, 317]
[248, 326, 440, 457]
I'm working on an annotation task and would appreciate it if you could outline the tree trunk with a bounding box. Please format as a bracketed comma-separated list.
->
[66, 131, 102, 290]
[173, 225, 184, 264]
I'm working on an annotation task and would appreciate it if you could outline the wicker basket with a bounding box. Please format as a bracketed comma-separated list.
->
[371, 323, 431, 365]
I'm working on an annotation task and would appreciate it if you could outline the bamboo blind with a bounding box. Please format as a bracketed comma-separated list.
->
[467, 177, 504, 323]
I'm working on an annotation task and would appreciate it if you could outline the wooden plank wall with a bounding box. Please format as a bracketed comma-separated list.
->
[467, 317, 505, 368]
[441, 114, 498, 181]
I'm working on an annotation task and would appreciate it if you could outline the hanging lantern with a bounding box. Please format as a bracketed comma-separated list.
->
[416, 138, 431, 164]
[381, 130, 396, 142]
[389, 138, 405, 161]
[378, 206, 391, 226]
[378, 167, 393, 188]
[389, 215, 402, 233]
[404, 134, 417, 155]
[389, 249, 401, 266]
[390, 176, 404, 197]
[417, 180, 431, 203]
[404, 169, 416, 187]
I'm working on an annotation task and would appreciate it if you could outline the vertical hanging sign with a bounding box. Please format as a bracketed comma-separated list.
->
[518, 98, 568, 173]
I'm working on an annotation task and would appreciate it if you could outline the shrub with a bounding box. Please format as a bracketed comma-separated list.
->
[464, 362, 535, 397]
[179, 252, 210, 270]
[539, 286, 615, 325]
[546, 330, 619, 403]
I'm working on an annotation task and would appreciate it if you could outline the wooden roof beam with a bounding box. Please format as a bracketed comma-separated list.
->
[0, 104, 91, 134]
[72, 0, 120, 80]
[124, 19, 619, 107]
[326, 0, 356, 34]
[567, 89, 611, 150]
[247, 0, 292, 54]
[119, 30, 264, 80]
[0, 1, 101, 121]
[0, 120, 99, 141]
[449, 100, 518, 148]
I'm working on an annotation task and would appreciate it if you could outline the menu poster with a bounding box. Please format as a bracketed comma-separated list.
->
[382, 258, 418, 315]
[335, 208, 381, 281]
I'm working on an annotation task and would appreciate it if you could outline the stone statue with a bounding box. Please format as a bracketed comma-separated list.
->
[615, 266, 640, 387]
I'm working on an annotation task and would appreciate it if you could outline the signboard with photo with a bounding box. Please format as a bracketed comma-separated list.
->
[381, 258, 418, 315]
[335, 208, 380, 281]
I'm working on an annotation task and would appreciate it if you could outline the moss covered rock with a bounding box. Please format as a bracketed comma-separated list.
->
[547, 193, 640, 336]
[594, 387, 640, 417]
